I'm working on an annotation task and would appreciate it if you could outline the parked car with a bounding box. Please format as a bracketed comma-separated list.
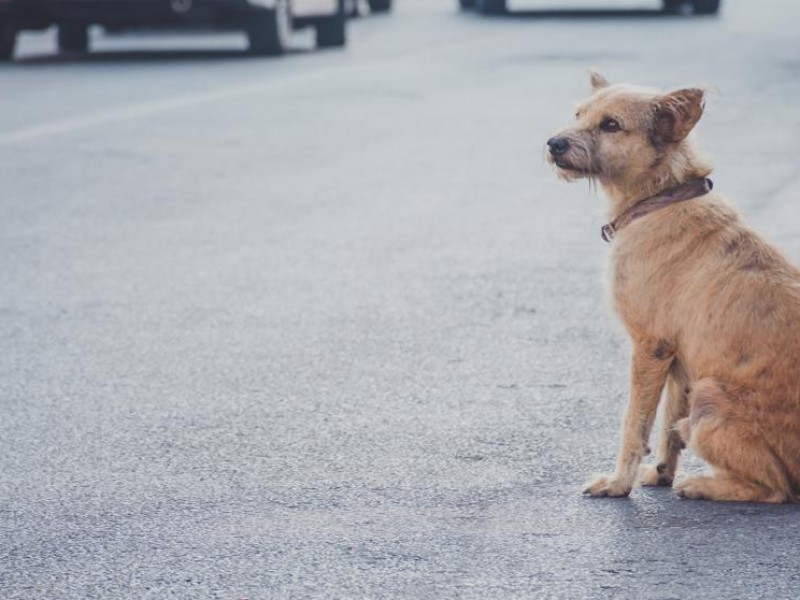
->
[367, 0, 390, 12]
[346, 0, 391, 17]
[458, 0, 503, 14]
[663, 0, 719, 13]
[0, 0, 347, 61]
[459, 0, 720, 16]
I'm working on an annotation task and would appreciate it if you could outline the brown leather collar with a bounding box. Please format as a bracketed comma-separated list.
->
[601, 177, 714, 242]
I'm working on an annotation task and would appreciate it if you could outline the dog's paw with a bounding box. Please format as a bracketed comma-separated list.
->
[639, 463, 673, 487]
[674, 476, 711, 500]
[582, 474, 632, 498]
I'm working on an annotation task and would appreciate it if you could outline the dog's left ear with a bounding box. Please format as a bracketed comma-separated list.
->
[654, 88, 705, 143]
[589, 68, 610, 91]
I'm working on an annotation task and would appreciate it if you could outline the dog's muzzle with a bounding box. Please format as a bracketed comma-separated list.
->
[547, 137, 570, 156]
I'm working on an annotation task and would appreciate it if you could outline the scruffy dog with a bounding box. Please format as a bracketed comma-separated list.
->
[547, 71, 800, 503]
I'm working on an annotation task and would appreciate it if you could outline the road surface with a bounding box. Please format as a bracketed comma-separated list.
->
[2, 1, 800, 598]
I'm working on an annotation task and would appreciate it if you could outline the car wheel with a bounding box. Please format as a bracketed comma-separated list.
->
[459, 0, 476, 8]
[317, 0, 346, 48]
[58, 24, 89, 53]
[476, 0, 505, 15]
[0, 20, 16, 61]
[247, 0, 291, 57]
[693, 0, 720, 14]
[345, 0, 359, 17]
[368, 0, 391, 12]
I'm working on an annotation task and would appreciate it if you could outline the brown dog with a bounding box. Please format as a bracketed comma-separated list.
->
[547, 71, 800, 503]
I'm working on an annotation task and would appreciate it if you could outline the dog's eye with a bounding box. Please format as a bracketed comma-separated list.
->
[600, 118, 621, 133]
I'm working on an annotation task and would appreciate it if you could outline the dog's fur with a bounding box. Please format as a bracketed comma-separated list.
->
[548, 71, 800, 502]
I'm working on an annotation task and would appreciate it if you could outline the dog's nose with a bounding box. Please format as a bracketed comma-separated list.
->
[547, 137, 570, 156]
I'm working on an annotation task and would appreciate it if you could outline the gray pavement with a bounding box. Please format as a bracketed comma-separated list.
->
[2, 1, 800, 598]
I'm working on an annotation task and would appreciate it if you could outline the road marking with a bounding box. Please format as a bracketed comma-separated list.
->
[0, 79, 303, 147]
[0, 29, 485, 147]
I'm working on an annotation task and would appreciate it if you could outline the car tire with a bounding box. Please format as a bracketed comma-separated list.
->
[662, 0, 675, 12]
[58, 24, 89, 53]
[693, 0, 720, 14]
[459, 0, 476, 8]
[368, 0, 391, 12]
[0, 20, 16, 61]
[317, 0, 346, 48]
[476, 0, 505, 15]
[247, 1, 291, 57]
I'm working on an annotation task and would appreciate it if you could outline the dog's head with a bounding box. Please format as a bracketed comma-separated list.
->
[547, 71, 706, 187]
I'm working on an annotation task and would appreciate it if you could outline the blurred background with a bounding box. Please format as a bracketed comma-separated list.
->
[2, 1, 800, 599]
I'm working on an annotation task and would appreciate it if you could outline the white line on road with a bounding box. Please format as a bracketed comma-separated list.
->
[0, 25, 496, 148]
[0, 78, 305, 147]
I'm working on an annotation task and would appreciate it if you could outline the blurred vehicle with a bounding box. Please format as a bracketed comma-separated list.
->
[459, 0, 720, 15]
[346, 0, 391, 17]
[367, 0, 390, 11]
[663, 0, 719, 13]
[0, 0, 347, 61]
[458, 0, 503, 13]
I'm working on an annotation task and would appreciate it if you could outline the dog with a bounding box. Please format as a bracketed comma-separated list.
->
[547, 70, 800, 503]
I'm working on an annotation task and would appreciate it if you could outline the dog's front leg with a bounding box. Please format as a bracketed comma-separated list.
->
[584, 341, 674, 497]
[640, 374, 688, 487]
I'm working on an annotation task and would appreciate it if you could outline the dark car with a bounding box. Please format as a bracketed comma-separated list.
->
[0, 0, 347, 60]
[346, 0, 391, 17]
[366, 0, 390, 11]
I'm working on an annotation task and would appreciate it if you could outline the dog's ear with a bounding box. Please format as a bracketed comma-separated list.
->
[653, 88, 705, 143]
[589, 69, 610, 91]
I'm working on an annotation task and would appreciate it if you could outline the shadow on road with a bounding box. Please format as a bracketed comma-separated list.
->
[10, 47, 313, 66]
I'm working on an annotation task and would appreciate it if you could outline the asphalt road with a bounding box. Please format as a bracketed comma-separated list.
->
[3, 1, 800, 598]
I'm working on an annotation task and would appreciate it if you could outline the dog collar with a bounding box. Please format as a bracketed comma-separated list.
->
[601, 177, 714, 243]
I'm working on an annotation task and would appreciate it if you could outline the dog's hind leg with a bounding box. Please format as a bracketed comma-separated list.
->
[674, 378, 793, 503]
[675, 474, 785, 503]
[640, 373, 688, 487]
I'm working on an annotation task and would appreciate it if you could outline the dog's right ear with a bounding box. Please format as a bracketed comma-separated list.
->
[589, 69, 610, 91]
[653, 88, 705, 143]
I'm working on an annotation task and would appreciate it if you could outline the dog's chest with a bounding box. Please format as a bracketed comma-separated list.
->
[609, 240, 672, 332]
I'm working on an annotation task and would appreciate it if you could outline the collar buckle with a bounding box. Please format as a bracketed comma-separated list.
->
[601, 223, 615, 243]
